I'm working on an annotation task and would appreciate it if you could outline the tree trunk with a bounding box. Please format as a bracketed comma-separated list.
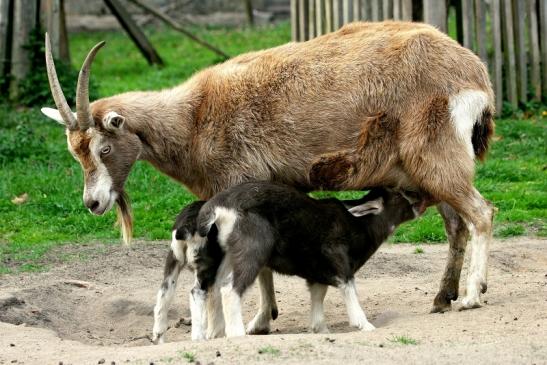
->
[9, 0, 38, 99]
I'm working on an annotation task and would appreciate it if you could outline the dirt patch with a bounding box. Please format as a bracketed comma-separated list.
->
[0, 237, 546, 364]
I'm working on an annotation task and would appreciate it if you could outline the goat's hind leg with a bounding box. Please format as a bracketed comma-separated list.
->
[431, 202, 469, 313]
[152, 249, 182, 344]
[308, 282, 329, 333]
[459, 188, 494, 309]
[189, 275, 208, 340]
[246, 268, 278, 335]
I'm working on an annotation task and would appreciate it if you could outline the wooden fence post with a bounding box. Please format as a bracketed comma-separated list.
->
[299, 0, 309, 40]
[9, 0, 37, 99]
[461, 0, 474, 49]
[332, 0, 340, 29]
[0, 0, 11, 83]
[528, 0, 541, 101]
[401, 0, 412, 20]
[342, 0, 350, 24]
[513, 0, 528, 103]
[353, 0, 361, 21]
[371, 0, 382, 20]
[316, 0, 324, 36]
[45, 0, 70, 63]
[325, 0, 333, 32]
[309, 0, 316, 38]
[423, 0, 447, 32]
[291, 0, 299, 41]
[474, 0, 487, 62]
[503, 0, 518, 108]
[491, 0, 503, 112]
[393, 0, 401, 20]
[540, 0, 547, 98]
[383, 0, 393, 19]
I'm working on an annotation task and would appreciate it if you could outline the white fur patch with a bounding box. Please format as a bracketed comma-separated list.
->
[339, 279, 375, 331]
[152, 265, 180, 344]
[190, 278, 207, 341]
[170, 230, 185, 262]
[214, 207, 238, 249]
[220, 281, 245, 338]
[449, 90, 489, 158]
[309, 283, 329, 333]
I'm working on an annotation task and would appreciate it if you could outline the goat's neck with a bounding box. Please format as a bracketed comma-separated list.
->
[112, 85, 207, 196]
[358, 215, 395, 251]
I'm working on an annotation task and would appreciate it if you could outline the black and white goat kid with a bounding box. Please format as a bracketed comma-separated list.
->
[152, 182, 426, 342]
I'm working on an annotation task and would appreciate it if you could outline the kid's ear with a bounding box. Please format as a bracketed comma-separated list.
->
[348, 197, 384, 217]
[103, 111, 125, 131]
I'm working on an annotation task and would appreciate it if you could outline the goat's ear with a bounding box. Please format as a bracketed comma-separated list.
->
[103, 111, 126, 131]
[348, 197, 384, 217]
[41, 107, 76, 126]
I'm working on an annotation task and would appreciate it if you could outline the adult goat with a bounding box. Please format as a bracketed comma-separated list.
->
[41, 21, 495, 332]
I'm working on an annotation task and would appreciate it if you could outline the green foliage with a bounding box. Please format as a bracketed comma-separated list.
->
[413, 247, 424, 254]
[180, 352, 196, 363]
[389, 335, 418, 345]
[14, 27, 99, 107]
[258, 345, 281, 356]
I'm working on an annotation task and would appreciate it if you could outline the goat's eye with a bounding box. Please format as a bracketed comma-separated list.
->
[100, 146, 111, 155]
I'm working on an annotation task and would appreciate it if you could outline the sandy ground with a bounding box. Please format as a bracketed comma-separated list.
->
[0, 237, 546, 365]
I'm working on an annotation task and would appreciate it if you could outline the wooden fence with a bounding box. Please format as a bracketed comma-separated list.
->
[290, 0, 547, 111]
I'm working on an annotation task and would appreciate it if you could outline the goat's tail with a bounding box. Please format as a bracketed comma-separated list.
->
[197, 203, 217, 238]
[472, 106, 495, 161]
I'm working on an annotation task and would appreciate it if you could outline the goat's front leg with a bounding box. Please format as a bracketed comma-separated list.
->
[247, 268, 278, 335]
[339, 279, 375, 332]
[308, 282, 329, 333]
[152, 249, 182, 344]
[189, 277, 208, 340]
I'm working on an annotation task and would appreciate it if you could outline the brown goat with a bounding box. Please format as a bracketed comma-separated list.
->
[41, 21, 495, 335]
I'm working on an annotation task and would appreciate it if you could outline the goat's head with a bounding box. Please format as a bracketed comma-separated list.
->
[346, 187, 430, 231]
[40, 34, 139, 243]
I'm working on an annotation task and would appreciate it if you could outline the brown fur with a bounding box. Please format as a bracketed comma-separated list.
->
[55, 21, 496, 312]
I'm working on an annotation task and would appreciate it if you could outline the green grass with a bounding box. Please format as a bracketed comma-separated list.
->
[180, 351, 196, 363]
[258, 345, 281, 356]
[389, 335, 418, 345]
[413, 246, 424, 254]
[1, 22, 546, 274]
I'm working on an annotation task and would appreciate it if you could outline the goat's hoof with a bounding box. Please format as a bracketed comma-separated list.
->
[271, 307, 279, 320]
[246, 313, 272, 335]
[311, 325, 330, 334]
[246, 324, 270, 335]
[480, 282, 488, 294]
[353, 320, 375, 332]
[431, 289, 457, 313]
[151, 333, 164, 345]
[459, 296, 482, 310]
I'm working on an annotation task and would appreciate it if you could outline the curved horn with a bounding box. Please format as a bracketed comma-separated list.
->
[76, 41, 105, 130]
[44, 33, 78, 130]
